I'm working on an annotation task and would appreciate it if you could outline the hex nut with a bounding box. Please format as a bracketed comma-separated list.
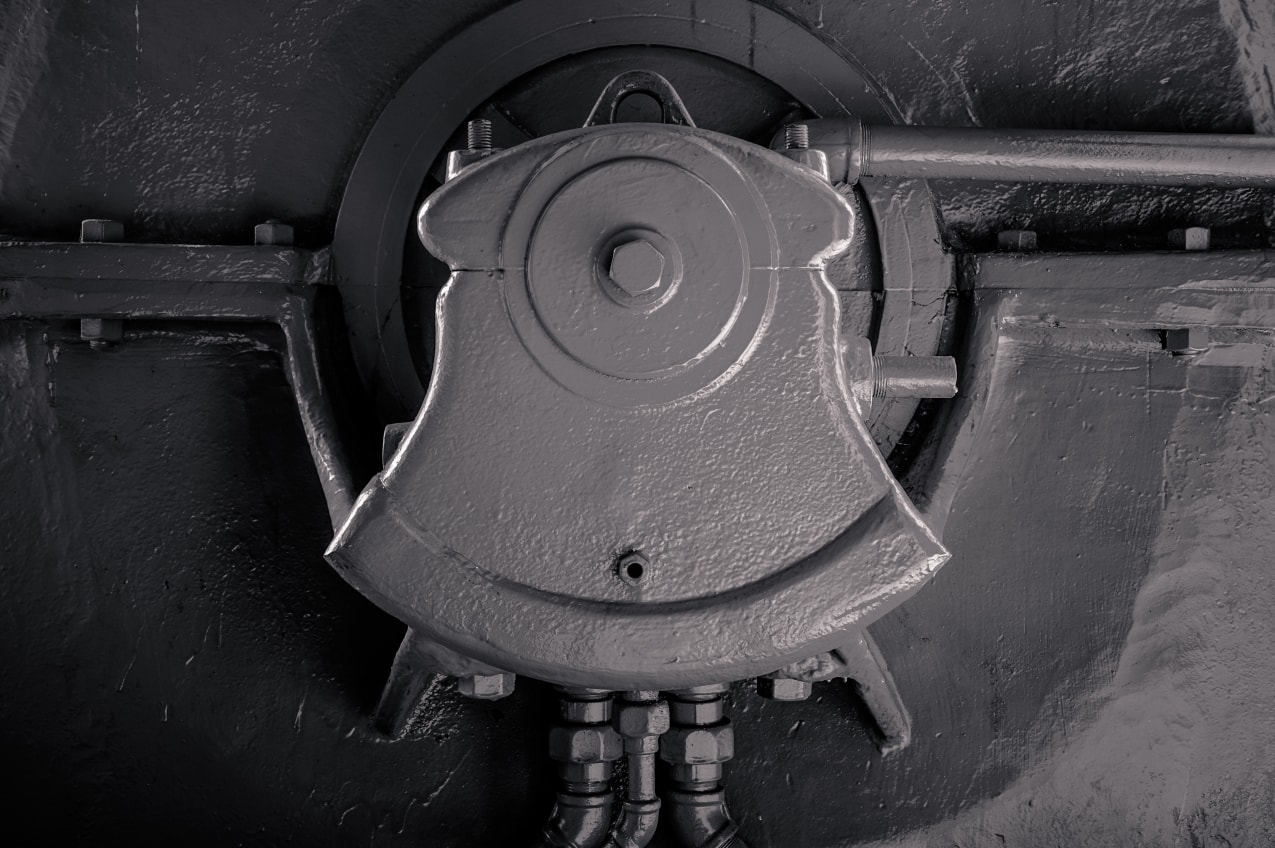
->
[80, 318, 124, 344]
[80, 219, 124, 243]
[548, 724, 623, 764]
[614, 700, 670, 739]
[457, 672, 515, 700]
[254, 220, 294, 246]
[1164, 327, 1209, 355]
[756, 676, 813, 701]
[1168, 227, 1210, 251]
[445, 147, 497, 181]
[781, 147, 830, 180]
[660, 722, 735, 765]
[670, 699, 723, 726]
[670, 762, 724, 784]
[608, 239, 665, 297]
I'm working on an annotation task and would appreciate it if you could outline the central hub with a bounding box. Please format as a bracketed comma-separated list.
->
[608, 238, 666, 297]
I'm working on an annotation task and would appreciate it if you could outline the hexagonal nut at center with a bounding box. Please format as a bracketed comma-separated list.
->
[659, 722, 735, 765]
[608, 239, 666, 297]
[548, 724, 624, 764]
[614, 700, 671, 739]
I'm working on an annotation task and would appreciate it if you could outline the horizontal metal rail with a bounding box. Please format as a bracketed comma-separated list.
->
[0, 242, 357, 531]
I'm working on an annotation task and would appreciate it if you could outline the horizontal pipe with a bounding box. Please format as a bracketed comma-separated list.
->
[864, 126, 1275, 186]
[803, 119, 1275, 187]
[872, 355, 958, 399]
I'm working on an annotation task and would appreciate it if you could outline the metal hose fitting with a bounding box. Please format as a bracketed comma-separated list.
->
[538, 689, 620, 848]
[604, 691, 669, 848]
[661, 685, 751, 848]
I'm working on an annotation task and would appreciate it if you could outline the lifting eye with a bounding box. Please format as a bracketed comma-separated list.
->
[613, 91, 663, 123]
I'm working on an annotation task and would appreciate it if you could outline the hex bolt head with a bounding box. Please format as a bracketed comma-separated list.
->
[1164, 327, 1210, 355]
[608, 239, 665, 297]
[548, 724, 624, 763]
[80, 318, 124, 350]
[756, 676, 813, 701]
[457, 672, 515, 700]
[254, 219, 294, 246]
[1168, 227, 1210, 251]
[80, 219, 124, 243]
[997, 229, 1037, 252]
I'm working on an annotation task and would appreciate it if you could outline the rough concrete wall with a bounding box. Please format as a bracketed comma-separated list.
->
[1, 1, 1273, 846]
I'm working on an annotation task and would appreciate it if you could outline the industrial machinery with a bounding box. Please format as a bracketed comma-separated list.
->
[3, 1, 1274, 845]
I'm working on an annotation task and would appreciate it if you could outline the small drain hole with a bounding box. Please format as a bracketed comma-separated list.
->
[616, 552, 649, 586]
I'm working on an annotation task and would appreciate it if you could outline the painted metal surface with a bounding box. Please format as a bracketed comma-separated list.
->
[2, 0, 1275, 845]
[328, 122, 948, 689]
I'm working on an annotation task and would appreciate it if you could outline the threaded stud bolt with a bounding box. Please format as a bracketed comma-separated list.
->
[467, 118, 493, 151]
[784, 123, 810, 150]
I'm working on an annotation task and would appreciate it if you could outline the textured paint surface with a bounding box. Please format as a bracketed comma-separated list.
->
[1, 1, 1274, 845]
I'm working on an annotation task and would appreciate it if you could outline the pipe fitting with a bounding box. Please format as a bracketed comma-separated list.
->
[538, 691, 621, 848]
[601, 692, 667, 848]
[663, 687, 751, 847]
[540, 791, 614, 848]
[603, 799, 661, 848]
[665, 788, 749, 848]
